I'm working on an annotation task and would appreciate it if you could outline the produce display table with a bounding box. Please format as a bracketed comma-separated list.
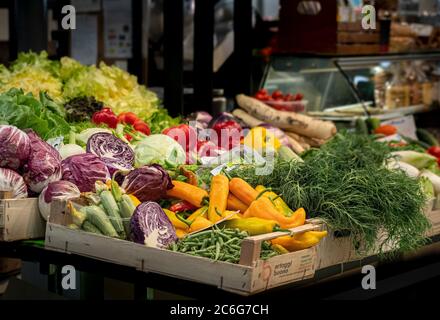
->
[1, 236, 440, 300]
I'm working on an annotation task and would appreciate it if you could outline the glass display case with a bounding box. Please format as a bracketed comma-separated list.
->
[261, 52, 440, 120]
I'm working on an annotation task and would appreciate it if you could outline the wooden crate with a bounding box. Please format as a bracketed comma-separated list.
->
[314, 200, 438, 270]
[0, 191, 45, 242]
[0, 258, 21, 274]
[45, 200, 318, 295]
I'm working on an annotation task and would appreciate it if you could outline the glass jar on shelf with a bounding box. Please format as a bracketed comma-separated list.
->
[385, 63, 410, 109]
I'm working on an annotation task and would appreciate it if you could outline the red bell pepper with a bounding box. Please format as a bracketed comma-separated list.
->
[211, 120, 242, 150]
[163, 124, 197, 152]
[427, 146, 440, 159]
[169, 201, 198, 213]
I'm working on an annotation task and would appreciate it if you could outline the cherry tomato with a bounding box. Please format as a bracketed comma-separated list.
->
[255, 92, 267, 101]
[124, 134, 133, 142]
[283, 93, 295, 101]
[257, 89, 268, 96]
[133, 120, 151, 136]
[294, 93, 304, 101]
[272, 90, 284, 100]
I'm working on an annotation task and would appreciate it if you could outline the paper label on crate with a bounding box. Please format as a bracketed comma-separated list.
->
[252, 248, 316, 291]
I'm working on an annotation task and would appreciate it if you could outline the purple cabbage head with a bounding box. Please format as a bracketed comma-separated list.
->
[0, 167, 28, 199]
[62, 153, 110, 192]
[0, 125, 31, 170]
[130, 202, 177, 248]
[121, 165, 173, 202]
[86, 133, 134, 175]
[23, 130, 62, 193]
[38, 180, 81, 221]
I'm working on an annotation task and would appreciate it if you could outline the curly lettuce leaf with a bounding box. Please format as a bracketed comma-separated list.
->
[0, 89, 70, 140]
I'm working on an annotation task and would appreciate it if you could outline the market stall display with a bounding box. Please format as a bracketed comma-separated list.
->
[1, 50, 440, 296]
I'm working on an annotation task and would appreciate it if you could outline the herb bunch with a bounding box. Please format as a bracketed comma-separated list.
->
[231, 132, 430, 254]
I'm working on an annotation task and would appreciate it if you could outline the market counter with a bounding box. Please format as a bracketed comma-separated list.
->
[1, 237, 440, 300]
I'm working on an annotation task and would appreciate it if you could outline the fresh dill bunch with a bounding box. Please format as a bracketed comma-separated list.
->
[230, 132, 430, 254]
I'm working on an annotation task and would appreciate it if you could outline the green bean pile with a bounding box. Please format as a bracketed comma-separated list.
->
[169, 225, 279, 263]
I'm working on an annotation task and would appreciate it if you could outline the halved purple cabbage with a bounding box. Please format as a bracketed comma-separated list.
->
[0, 168, 28, 199]
[23, 130, 62, 193]
[86, 133, 134, 175]
[121, 165, 173, 202]
[130, 202, 177, 248]
[62, 153, 110, 192]
[38, 180, 80, 221]
[0, 125, 30, 170]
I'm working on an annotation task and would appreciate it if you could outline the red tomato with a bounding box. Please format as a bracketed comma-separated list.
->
[283, 93, 295, 101]
[272, 90, 284, 100]
[257, 89, 268, 96]
[133, 120, 151, 136]
[255, 92, 267, 101]
[427, 146, 440, 159]
[124, 134, 133, 142]
[294, 93, 304, 101]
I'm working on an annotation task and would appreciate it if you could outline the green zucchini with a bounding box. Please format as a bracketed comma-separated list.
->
[83, 205, 118, 238]
[100, 190, 126, 238]
[416, 128, 439, 147]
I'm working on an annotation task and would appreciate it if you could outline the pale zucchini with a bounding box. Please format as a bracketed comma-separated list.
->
[118, 194, 137, 236]
[82, 221, 103, 235]
[100, 190, 126, 238]
[84, 205, 118, 238]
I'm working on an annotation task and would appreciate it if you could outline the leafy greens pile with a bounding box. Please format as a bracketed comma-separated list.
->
[232, 132, 431, 254]
[0, 89, 70, 140]
[0, 52, 178, 132]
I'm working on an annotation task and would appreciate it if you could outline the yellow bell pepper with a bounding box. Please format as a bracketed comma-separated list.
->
[187, 206, 208, 222]
[271, 244, 290, 254]
[243, 127, 281, 152]
[163, 209, 190, 230]
[271, 230, 327, 252]
[243, 197, 306, 229]
[128, 194, 141, 207]
[189, 216, 213, 233]
[175, 228, 188, 239]
[224, 217, 279, 235]
[221, 210, 241, 220]
[255, 185, 294, 217]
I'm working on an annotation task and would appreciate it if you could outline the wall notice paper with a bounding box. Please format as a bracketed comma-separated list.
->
[0, 9, 9, 41]
[103, 0, 133, 59]
[71, 14, 98, 66]
[71, 0, 101, 13]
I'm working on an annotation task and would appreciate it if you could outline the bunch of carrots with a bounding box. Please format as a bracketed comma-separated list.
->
[163, 175, 327, 252]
